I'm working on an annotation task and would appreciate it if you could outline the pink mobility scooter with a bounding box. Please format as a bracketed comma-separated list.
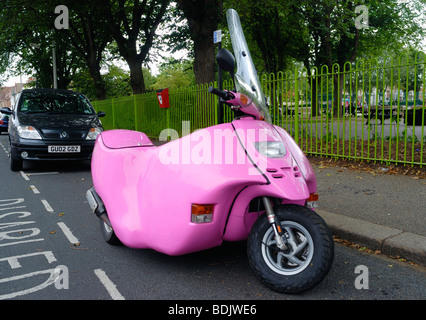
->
[86, 9, 334, 294]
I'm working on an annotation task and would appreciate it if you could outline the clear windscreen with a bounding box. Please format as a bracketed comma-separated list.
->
[227, 9, 271, 122]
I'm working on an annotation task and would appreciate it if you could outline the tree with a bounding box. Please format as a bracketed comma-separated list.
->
[101, 0, 170, 94]
[1, 0, 168, 97]
[0, 0, 103, 92]
[227, 0, 306, 75]
[0, 0, 77, 89]
[150, 57, 195, 90]
[175, 0, 223, 85]
[291, 0, 426, 117]
[19, 35, 82, 89]
[71, 64, 140, 100]
[223, 0, 425, 116]
[62, 0, 114, 100]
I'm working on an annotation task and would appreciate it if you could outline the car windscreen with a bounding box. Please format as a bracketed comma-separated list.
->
[18, 91, 94, 115]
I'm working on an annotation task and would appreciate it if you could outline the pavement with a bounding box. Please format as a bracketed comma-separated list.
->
[309, 159, 426, 267]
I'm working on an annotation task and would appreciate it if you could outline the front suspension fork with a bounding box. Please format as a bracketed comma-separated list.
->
[262, 197, 287, 250]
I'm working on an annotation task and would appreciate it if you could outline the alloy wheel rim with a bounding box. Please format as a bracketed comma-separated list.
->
[261, 220, 314, 276]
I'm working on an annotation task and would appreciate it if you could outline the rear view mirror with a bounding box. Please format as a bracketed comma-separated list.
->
[0, 107, 12, 115]
[216, 48, 235, 79]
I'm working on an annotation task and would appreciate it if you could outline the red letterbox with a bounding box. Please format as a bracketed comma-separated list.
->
[156, 88, 170, 108]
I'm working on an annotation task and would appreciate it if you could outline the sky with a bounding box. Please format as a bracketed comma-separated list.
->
[4, 75, 27, 87]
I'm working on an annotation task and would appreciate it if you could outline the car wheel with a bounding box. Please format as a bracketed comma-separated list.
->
[10, 157, 23, 171]
[8, 142, 22, 171]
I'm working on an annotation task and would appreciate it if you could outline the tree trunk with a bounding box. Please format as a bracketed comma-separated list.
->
[89, 67, 107, 101]
[176, 0, 222, 85]
[101, 0, 169, 95]
[128, 58, 146, 94]
[87, 53, 107, 100]
[193, 35, 216, 85]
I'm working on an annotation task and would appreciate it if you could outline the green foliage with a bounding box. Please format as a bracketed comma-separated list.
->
[71, 65, 159, 100]
[149, 58, 195, 90]
[224, 0, 306, 75]
[0, 52, 11, 86]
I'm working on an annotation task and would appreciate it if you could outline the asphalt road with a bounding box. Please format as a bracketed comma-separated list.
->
[0, 133, 425, 305]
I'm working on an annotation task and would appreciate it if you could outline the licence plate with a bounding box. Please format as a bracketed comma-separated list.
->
[48, 145, 81, 153]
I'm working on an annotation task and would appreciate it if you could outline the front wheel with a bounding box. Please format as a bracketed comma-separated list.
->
[10, 156, 23, 171]
[247, 204, 334, 294]
[8, 142, 22, 171]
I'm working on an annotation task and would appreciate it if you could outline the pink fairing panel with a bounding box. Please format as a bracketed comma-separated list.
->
[91, 125, 266, 255]
[232, 119, 313, 198]
[273, 125, 317, 194]
[221, 120, 316, 241]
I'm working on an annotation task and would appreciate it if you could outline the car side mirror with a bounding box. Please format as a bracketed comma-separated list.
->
[216, 48, 235, 80]
[97, 111, 106, 117]
[0, 107, 12, 115]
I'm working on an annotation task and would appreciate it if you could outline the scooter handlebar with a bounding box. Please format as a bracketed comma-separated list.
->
[208, 86, 231, 100]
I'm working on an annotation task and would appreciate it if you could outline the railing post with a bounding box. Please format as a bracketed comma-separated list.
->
[214, 81, 219, 125]
[166, 107, 170, 139]
[111, 98, 115, 129]
[294, 67, 299, 144]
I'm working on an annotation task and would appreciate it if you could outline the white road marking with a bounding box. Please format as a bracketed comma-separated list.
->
[0, 269, 58, 300]
[26, 172, 59, 176]
[0, 238, 44, 247]
[29, 185, 40, 194]
[0, 141, 7, 154]
[94, 269, 125, 300]
[41, 199, 54, 212]
[19, 171, 30, 181]
[0, 251, 57, 269]
[57, 222, 79, 245]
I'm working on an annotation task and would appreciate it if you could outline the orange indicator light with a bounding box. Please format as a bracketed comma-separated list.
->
[191, 204, 214, 223]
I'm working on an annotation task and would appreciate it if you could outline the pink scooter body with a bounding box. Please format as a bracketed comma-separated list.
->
[88, 9, 333, 294]
[91, 117, 317, 256]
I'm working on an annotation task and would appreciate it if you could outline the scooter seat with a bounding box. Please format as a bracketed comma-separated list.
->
[100, 129, 154, 149]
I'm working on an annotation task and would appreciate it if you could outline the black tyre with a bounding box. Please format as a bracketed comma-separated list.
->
[9, 143, 22, 171]
[100, 218, 121, 246]
[247, 204, 334, 294]
[10, 156, 23, 171]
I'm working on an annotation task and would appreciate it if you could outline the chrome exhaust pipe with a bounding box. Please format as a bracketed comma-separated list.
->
[86, 187, 111, 227]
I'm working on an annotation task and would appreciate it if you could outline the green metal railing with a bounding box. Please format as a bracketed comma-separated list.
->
[92, 55, 425, 167]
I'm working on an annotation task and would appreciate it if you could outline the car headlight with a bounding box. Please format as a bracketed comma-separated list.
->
[86, 127, 103, 140]
[17, 126, 42, 139]
[254, 141, 286, 158]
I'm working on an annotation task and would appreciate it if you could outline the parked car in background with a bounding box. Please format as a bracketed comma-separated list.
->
[0, 112, 9, 134]
[0, 88, 105, 171]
